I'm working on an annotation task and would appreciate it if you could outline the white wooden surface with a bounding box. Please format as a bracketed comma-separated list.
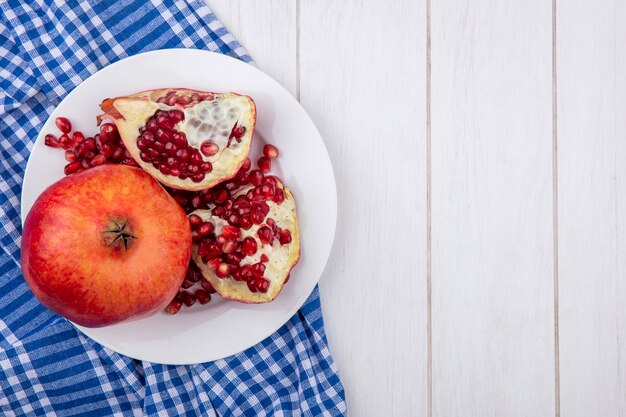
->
[207, 1, 626, 415]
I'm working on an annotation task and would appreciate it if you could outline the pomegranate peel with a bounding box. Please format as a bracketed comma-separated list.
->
[99, 88, 256, 191]
[190, 184, 300, 303]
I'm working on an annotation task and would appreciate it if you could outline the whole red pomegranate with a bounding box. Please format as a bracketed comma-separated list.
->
[21, 165, 192, 327]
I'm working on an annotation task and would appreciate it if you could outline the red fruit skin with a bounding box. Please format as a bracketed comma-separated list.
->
[20, 165, 192, 328]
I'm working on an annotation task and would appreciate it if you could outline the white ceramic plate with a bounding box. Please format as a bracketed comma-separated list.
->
[20, 49, 337, 364]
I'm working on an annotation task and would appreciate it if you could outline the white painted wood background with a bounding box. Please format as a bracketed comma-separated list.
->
[206, 1, 626, 415]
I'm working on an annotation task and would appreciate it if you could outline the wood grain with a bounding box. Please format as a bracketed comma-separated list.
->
[557, 1, 626, 415]
[206, 0, 298, 96]
[299, 1, 428, 415]
[430, 1, 555, 415]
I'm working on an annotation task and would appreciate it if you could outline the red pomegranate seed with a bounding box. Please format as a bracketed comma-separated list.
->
[215, 190, 229, 204]
[90, 154, 107, 167]
[197, 222, 214, 236]
[55, 117, 72, 134]
[200, 140, 219, 157]
[263, 144, 279, 159]
[64, 161, 81, 175]
[215, 263, 231, 278]
[260, 254, 269, 263]
[191, 195, 202, 208]
[242, 237, 258, 256]
[200, 278, 217, 293]
[252, 262, 266, 278]
[64, 150, 76, 162]
[251, 211, 265, 225]
[180, 291, 196, 307]
[222, 239, 237, 254]
[191, 173, 205, 182]
[59, 134, 72, 150]
[239, 216, 252, 230]
[195, 289, 211, 304]
[266, 218, 276, 229]
[247, 279, 258, 293]
[206, 257, 221, 269]
[261, 183, 275, 199]
[257, 157, 271, 173]
[256, 278, 270, 293]
[279, 229, 292, 245]
[165, 297, 183, 314]
[241, 158, 252, 172]
[71, 131, 85, 146]
[188, 214, 202, 227]
[181, 278, 195, 289]
[273, 188, 285, 204]
[257, 226, 273, 244]
[198, 240, 211, 257]
[122, 158, 139, 167]
[201, 161, 213, 173]
[248, 170, 263, 186]
[44, 134, 61, 148]
[224, 253, 242, 266]
[222, 225, 241, 239]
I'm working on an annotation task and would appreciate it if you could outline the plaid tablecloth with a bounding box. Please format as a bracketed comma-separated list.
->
[0, 1, 346, 415]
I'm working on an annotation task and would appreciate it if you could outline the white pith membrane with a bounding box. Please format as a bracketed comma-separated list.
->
[99, 89, 255, 191]
[190, 185, 300, 303]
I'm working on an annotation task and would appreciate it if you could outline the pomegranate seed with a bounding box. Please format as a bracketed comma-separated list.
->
[240, 265, 254, 280]
[64, 161, 81, 175]
[261, 183, 275, 199]
[252, 262, 266, 278]
[242, 236, 258, 256]
[215, 190, 229, 204]
[224, 253, 242, 266]
[263, 144, 280, 159]
[257, 226, 273, 244]
[122, 158, 139, 167]
[259, 203, 270, 216]
[247, 279, 258, 293]
[198, 240, 211, 257]
[266, 218, 276, 229]
[197, 222, 214, 236]
[251, 211, 265, 225]
[260, 254, 269, 263]
[201, 161, 212, 173]
[81, 160, 90, 169]
[215, 263, 230, 278]
[195, 289, 211, 304]
[222, 239, 237, 254]
[273, 188, 285, 204]
[71, 131, 85, 146]
[90, 154, 107, 166]
[200, 278, 217, 293]
[191, 195, 202, 208]
[257, 157, 271, 173]
[64, 150, 77, 162]
[231, 125, 246, 140]
[100, 143, 115, 158]
[59, 134, 71, 150]
[227, 214, 240, 226]
[200, 140, 219, 157]
[241, 158, 252, 172]
[191, 173, 205, 182]
[248, 170, 263, 186]
[165, 297, 183, 314]
[55, 117, 72, 133]
[206, 257, 221, 269]
[188, 214, 202, 227]
[44, 134, 61, 148]
[256, 278, 270, 293]
[239, 217, 252, 229]
[222, 225, 241, 239]
[181, 278, 194, 289]
[279, 229, 292, 245]
[180, 291, 196, 307]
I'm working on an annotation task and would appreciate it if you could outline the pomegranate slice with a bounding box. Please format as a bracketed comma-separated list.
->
[189, 183, 300, 303]
[98, 88, 256, 191]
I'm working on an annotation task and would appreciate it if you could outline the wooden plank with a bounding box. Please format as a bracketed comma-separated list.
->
[299, 1, 428, 415]
[557, 1, 626, 415]
[430, 1, 555, 415]
[206, 0, 297, 96]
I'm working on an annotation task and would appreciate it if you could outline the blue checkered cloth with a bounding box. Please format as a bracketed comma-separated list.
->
[0, 1, 346, 415]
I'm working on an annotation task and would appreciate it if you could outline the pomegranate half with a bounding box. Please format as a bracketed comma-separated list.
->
[99, 88, 256, 191]
[190, 184, 300, 303]
[21, 165, 192, 327]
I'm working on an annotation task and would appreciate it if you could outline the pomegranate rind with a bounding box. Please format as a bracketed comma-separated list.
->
[99, 88, 256, 191]
[190, 185, 300, 303]
[20, 165, 192, 327]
